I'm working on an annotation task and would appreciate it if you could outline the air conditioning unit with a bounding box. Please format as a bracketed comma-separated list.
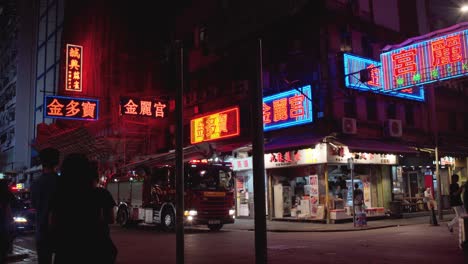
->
[342, 117, 357, 134]
[384, 119, 402, 137]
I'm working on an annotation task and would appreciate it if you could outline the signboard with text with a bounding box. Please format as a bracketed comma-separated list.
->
[65, 44, 83, 92]
[190, 107, 240, 144]
[263, 85, 313, 131]
[119, 97, 168, 118]
[343, 53, 425, 101]
[44, 95, 98, 121]
[381, 29, 468, 91]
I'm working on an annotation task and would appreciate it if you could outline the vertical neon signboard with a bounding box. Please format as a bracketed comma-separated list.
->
[190, 107, 240, 144]
[44, 95, 99, 121]
[381, 29, 468, 91]
[263, 85, 313, 131]
[343, 53, 425, 101]
[65, 44, 83, 92]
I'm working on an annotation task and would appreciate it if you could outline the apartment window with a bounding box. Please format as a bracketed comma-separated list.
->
[361, 35, 373, 58]
[464, 114, 468, 131]
[448, 112, 457, 131]
[366, 97, 377, 121]
[405, 104, 414, 126]
[344, 96, 356, 118]
[339, 26, 352, 52]
[386, 102, 396, 119]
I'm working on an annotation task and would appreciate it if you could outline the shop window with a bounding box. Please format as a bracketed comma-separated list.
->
[344, 96, 356, 118]
[386, 102, 396, 119]
[405, 104, 414, 126]
[366, 97, 377, 121]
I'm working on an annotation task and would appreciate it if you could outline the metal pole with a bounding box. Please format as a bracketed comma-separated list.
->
[435, 145, 442, 220]
[349, 158, 355, 227]
[175, 41, 185, 264]
[252, 38, 267, 264]
[428, 86, 442, 220]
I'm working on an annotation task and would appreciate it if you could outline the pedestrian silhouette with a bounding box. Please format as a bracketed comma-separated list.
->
[49, 153, 117, 263]
[31, 147, 60, 264]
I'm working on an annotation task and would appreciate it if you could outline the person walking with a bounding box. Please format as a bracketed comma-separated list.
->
[49, 153, 117, 263]
[447, 174, 465, 232]
[31, 147, 60, 264]
[353, 183, 364, 214]
[0, 180, 14, 263]
[339, 176, 348, 202]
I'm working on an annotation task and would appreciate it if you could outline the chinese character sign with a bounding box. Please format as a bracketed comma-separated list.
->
[65, 44, 83, 92]
[44, 95, 98, 121]
[119, 97, 168, 118]
[263, 85, 313, 131]
[381, 29, 468, 91]
[190, 107, 240, 144]
[343, 53, 425, 101]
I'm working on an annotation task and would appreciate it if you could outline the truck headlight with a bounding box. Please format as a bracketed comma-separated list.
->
[184, 210, 197, 216]
[229, 209, 235, 216]
[14, 217, 28, 223]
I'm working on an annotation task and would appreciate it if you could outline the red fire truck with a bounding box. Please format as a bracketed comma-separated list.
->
[107, 158, 235, 231]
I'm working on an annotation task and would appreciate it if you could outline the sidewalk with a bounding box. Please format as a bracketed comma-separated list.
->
[221, 214, 455, 232]
[6, 245, 35, 263]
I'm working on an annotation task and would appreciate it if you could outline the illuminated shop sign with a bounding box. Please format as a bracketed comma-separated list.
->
[190, 107, 240, 144]
[381, 29, 468, 91]
[120, 97, 168, 118]
[65, 44, 83, 92]
[264, 144, 327, 169]
[44, 95, 99, 121]
[343, 53, 425, 101]
[263, 85, 313, 131]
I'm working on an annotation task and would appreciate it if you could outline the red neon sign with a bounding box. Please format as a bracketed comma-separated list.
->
[190, 107, 240, 144]
[431, 35, 462, 66]
[391, 49, 417, 77]
[119, 97, 168, 118]
[65, 44, 83, 92]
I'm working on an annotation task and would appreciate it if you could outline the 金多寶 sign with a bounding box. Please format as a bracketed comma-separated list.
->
[190, 107, 240, 144]
[263, 85, 313, 131]
[120, 97, 168, 118]
[65, 44, 83, 92]
[44, 95, 98, 121]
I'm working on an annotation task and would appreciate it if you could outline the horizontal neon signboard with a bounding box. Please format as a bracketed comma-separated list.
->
[190, 107, 240, 144]
[120, 97, 168, 118]
[343, 53, 425, 101]
[65, 44, 83, 92]
[263, 85, 313, 131]
[44, 95, 99, 121]
[381, 29, 468, 91]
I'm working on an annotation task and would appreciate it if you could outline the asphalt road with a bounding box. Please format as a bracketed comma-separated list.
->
[11, 224, 467, 263]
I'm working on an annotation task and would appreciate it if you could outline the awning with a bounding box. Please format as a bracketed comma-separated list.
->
[336, 137, 418, 154]
[264, 133, 327, 152]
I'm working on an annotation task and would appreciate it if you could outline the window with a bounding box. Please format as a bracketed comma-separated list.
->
[361, 35, 373, 58]
[344, 96, 356, 118]
[339, 26, 352, 52]
[448, 112, 457, 131]
[366, 97, 377, 121]
[405, 104, 414, 126]
[386, 102, 396, 119]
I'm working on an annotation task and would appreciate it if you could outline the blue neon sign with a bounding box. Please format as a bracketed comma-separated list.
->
[44, 95, 99, 121]
[263, 85, 313, 131]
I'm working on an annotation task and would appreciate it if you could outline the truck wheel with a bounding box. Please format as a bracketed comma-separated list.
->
[117, 207, 129, 227]
[208, 224, 223, 231]
[161, 209, 175, 231]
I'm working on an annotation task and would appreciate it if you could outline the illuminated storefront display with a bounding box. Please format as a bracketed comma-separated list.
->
[263, 85, 313, 131]
[190, 107, 240, 144]
[119, 97, 168, 118]
[381, 29, 468, 91]
[65, 44, 83, 92]
[343, 53, 425, 101]
[44, 95, 99, 121]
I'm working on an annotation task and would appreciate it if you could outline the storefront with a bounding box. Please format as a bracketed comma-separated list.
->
[232, 142, 398, 223]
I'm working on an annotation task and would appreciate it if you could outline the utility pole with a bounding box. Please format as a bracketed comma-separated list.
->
[252, 38, 267, 264]
[175, 41, 185, 264]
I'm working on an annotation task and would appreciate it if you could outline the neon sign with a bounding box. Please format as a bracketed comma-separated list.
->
[262, 85, 313, 131]
[65, 44, 83, 92]
[190, 107, 240, 144]
[381, 29, 468, 91]
[119, 97, 168, 118]
[44, 95, 98, 121]
[343, 53, 425, 101]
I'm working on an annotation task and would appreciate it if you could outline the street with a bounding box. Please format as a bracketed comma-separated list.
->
[11, 223, 467, 263]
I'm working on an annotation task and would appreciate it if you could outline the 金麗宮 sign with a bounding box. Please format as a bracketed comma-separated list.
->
[120, 97, 168, 118]
[44, 95, 98, 121]
[343, 53, 425, 101]
[381, 27, 468, 91]
[65, 44, 83, 92]
[190, 107, 240, 144]
[263, 85, 313, 131]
